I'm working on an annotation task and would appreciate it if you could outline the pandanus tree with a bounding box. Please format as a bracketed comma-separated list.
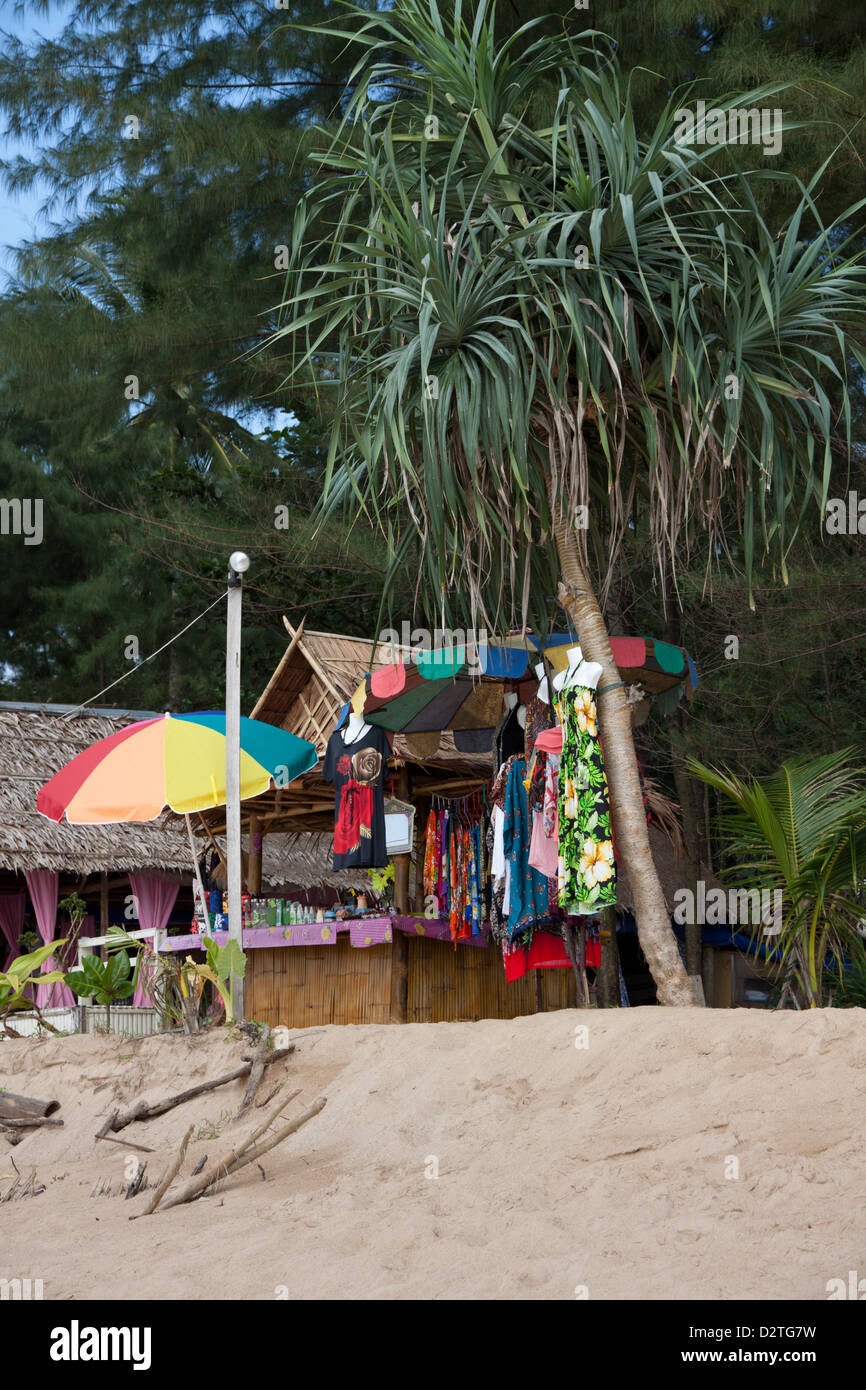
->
[272, 0, 866, 1004]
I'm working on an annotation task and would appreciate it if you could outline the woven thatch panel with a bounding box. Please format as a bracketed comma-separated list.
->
[262, 832, 372, 891]
[253, 624, 395, 752]
[0, 708, 191, 875]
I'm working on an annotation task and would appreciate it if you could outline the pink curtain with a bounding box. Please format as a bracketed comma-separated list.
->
[0, 893, 26, 971]
[25, 869, 74, 1009]
[129, 873, 178, 1006]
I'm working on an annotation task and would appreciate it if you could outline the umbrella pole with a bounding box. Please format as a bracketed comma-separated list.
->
[185, 813, 212, 935]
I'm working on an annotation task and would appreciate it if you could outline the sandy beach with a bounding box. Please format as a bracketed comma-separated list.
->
[1, 1008, 863, 1301]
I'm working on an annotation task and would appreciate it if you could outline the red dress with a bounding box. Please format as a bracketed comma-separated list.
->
[503, 929, 600, 981]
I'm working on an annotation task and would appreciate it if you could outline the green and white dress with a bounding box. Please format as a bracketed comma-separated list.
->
[557, 664, 617, 914]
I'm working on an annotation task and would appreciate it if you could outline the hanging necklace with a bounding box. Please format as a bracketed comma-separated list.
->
[341, 720, 367, 748]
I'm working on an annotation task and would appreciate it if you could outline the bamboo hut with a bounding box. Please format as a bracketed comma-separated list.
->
[194, 620, 737, 1027]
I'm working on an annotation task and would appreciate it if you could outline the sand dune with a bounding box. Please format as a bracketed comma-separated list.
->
[1, 1008, 864, 1300]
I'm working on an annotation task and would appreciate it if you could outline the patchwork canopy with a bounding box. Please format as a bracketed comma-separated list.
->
[341, 635, 697, 746]
[37, 711, 318, 824]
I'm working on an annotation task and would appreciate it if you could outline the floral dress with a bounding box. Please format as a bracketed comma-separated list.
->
[557, 684, 616, 913]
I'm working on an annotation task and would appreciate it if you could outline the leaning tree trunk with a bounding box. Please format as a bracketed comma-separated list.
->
[550, 505, 696, 1007]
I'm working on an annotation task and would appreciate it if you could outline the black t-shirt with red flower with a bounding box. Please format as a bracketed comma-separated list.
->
[322, 723, 391, 869]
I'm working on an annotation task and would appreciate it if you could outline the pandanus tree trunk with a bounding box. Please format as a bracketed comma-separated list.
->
[550, 502, 697, 1007]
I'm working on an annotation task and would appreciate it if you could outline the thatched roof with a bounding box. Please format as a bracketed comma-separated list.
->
[0, 705, 192, 876]
[204, 830, 374, 893]
[250, 619, 494, 775]
[261, 832, 372, 891]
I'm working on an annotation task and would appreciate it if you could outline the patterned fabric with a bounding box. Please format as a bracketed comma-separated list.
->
[490, 753, 519, 810]
[523, 694, 555, 763]
[502, 758, 554, 939]
[557, 685, 617, 913]
[525, 748, 547, 809]
[486, 817, 508, 944]
[448, 824, 463, 942]
[423, 803, 494, 942]
[543, 757, 559, 838]
[423, 809, 439, 897]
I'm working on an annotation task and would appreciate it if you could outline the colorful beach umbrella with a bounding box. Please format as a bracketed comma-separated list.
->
[340, 634, 697, 745]
[37, 711, 318, 824]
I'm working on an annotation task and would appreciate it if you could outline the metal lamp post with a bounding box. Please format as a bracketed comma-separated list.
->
[226, 550, 250, 1020]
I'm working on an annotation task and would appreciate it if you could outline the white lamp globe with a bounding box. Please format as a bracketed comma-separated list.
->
[229, 551, 251, 574]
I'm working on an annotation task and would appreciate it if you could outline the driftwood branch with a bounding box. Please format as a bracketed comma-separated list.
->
[95, 1133, 154, 1155]
[0, 1115, 63, 1130]
[156, 1088, 318, 1212]
[235, 1024, 271, 1119]
[221, 1098, 328, 1172]
[241, 1047, 293, 1064]
[104, 1047, 293, 1133]
[132, 1125, 195, 1220]
[95, 1110, 119, 1140]
[0, 1091, 61, 1123]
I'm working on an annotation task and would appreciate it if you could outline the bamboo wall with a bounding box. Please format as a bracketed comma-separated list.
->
[407, 935, 576, 1021]
[247, 936, 577, 1027]
[247, 935, 392, 1028]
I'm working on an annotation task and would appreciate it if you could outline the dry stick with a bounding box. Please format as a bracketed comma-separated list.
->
[95, 1133, 154, 1155]
[155, 1087, 303, 1212]
[106, 1049, 294, 1133]
[235, 1024, 272, 1118]
[0, 1116, 64, 1130]
[131, 1125, 195, 1220]
[222, 1098, 328, 1172]
[167, 1085, 299, 1204]
[158, 1096, 326, 1212]
[229, 1087, 302, 1158]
